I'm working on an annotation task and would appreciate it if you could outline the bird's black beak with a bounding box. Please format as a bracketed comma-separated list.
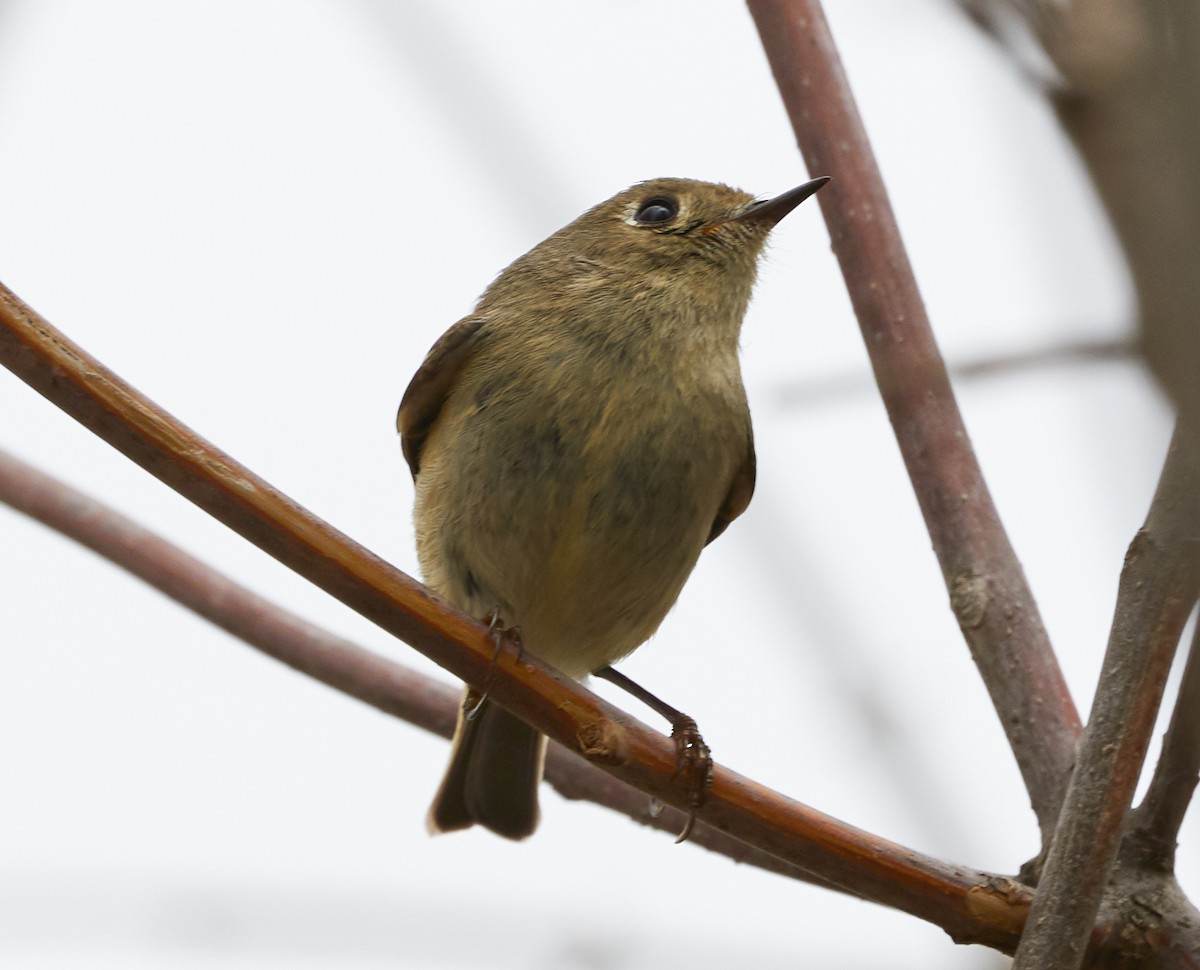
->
[729, 176, 831, 227]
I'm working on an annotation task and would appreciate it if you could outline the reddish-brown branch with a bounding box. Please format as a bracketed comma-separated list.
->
[0, 444, 847, 891]
[0, 282, 1030, 949]
[746, 0, 1081, 840]
[1012, 428, 1200, 970]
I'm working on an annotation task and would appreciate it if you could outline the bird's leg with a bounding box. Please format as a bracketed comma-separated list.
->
[464, 610, 523, 721]
[593, 665, 712, 843]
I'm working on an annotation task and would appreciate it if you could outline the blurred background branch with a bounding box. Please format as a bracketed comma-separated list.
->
[775, 334, 1135, 408]
[959, 0, 1200, 430]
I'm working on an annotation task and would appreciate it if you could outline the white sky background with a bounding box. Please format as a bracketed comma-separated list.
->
[0, 1, 1186, 967]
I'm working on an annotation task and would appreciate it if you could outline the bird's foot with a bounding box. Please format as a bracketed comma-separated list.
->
[592, 665, 713, 842]
[670, 714, 713, 843]
[464, 610, 523, 720]
[483, 609, 524, 665]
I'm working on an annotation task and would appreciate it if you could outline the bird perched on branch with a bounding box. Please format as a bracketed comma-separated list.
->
[398, 174, 829, 839]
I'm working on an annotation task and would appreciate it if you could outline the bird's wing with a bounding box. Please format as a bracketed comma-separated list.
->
[396, 316, 488, 478]
[706, 430, 756, 545]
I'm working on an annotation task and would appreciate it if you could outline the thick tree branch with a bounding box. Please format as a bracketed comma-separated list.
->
[0, 281, 1031, 949]
[746, 0, 1081, 841]
[1012, 428, 1200, 970]
[951, 6, 1200, 965]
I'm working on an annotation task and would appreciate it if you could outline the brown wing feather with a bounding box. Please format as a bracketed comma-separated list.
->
[397, 316, 488, 477]
[706, 431, 756, 545]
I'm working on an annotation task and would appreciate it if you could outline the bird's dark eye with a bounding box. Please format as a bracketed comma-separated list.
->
[634, 196, 677, 224]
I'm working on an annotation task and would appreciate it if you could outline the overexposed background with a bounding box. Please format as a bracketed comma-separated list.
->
[0, 2, 1183, 967]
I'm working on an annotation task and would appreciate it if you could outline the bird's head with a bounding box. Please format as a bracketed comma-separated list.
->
[558, 175, 829, 279]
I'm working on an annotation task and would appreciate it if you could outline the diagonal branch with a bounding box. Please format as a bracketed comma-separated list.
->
[0, 281, 1031, 950]
[1011, 427, 1200, 970]
[0, 444, 847, 891]
[0, 446, 463, 736]
[746, 0, 1081, 841]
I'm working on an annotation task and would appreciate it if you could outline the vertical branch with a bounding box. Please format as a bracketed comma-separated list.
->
[1127, 616, 1200, 871]
[745, 0, 1080, 840]
[1012, 428, 1200, 970]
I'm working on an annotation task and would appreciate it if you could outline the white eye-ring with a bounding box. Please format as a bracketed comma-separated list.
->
[623, 195, 678, 227]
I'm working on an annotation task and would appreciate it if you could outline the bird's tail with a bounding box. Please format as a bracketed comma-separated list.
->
[427, 690, 546, 840]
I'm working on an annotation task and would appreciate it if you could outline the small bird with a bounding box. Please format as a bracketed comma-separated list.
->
[399, 175, 829, 839]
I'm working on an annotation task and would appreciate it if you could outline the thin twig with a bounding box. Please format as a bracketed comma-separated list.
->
[1012, 427, 1200, 970]
[775, 335, 1135, 409]
[1128, 617, 1200, 871]
[746, 0, 1081, 841]
[0, 282, 1032, 949]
